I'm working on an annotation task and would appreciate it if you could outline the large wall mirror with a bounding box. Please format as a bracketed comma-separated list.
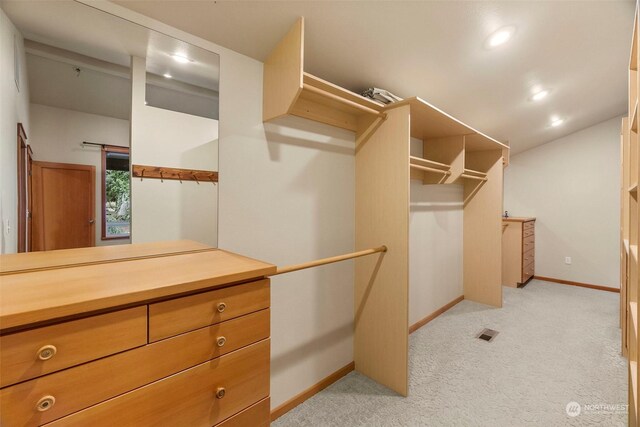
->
[0, 1, 220, 254]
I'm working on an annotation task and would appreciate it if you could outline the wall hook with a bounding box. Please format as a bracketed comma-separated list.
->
[140, 169, 145, 181]
[192, 173, 200, 184]
[178, 173, 183, 184]
[160, 171, 164, 183]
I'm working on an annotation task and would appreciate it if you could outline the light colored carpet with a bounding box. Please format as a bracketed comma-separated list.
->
[273, 280, 627, 426]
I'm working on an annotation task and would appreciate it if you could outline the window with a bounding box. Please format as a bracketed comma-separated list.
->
[102, 146, 130, 240]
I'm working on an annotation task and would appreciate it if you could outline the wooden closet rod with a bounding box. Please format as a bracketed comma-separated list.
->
[303, 84, 384, 117]
[460, 173, 488, 182]
[410, 164, 451, 175]
[272, 246, 387, 276]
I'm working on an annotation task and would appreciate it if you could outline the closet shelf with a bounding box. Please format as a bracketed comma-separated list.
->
[632, 244, 638, 263]
[633, 100, 638, 132]
[630, 182, 638, 194]
[625, 238, 631, 254]
[409, 156, 450, 170]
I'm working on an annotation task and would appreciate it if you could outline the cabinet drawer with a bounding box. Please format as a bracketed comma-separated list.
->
[0, 307, 146, 388]
[0, 310, 269, 426]
[46, 340, 270, 427]
[523, 235, 535, 252]
[149, 279, 270, 341]
[522, 248, 535, 267]
[217, 398, 270, 427]
[523, 261, 535, 282]
[523, 227, 535, 238]
[523, 221, 535, 231]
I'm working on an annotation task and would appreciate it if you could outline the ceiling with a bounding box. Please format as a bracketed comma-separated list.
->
[113, 0, 634, 154]
[1, 0, 220, 92]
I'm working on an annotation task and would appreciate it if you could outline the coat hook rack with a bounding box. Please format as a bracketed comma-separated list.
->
[132, 165, 218, 184]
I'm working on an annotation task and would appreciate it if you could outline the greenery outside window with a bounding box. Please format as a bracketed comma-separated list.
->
[102, 146, 130, 240]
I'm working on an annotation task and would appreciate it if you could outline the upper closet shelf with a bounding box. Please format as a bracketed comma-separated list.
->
[263, 17, 508, 164]
[263, 18, 383, 133]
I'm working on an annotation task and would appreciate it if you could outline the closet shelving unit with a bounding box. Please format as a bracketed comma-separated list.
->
[624, 6, 640, 425]
[263, 17, 509, 397]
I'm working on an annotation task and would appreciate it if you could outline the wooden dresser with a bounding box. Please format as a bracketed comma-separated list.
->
[0, 241, 276, 427]
[502, 217, 536, 287]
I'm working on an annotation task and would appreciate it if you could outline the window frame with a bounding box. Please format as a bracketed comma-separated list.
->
[101, 145, 131, 241]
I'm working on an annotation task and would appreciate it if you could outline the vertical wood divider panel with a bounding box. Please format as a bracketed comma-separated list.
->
[354, 105, 409, 396]
[422, 136, 464, 184]
[463, 150, 504, 307]
[263, 17, 304, 122]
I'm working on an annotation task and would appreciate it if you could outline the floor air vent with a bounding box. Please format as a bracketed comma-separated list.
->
[477, 328, 499, 342]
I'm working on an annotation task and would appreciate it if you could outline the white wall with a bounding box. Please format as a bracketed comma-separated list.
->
[0, 8, 30, 254]
[409, 139, 464, 325]
[504, 116, 622, 288]
[130, 56, 218, 247]
[28, 103, 130, 246]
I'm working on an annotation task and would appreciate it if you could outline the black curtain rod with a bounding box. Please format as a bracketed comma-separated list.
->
[82, 141, 106, 148]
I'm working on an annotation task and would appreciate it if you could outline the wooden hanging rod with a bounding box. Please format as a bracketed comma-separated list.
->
[410, 164, 451, 175]
[272, 246, 387, 276]
[460, 173, 488, 182]
[302, 84, 384, 117]
[132, 165, 218, 183]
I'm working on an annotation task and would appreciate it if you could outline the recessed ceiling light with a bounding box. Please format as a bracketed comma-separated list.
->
[171, 54, 191, 64]
[486, 26, 515, 48]
[163, 73, 172, 79]
[551, 118, 564, 127]
[531, 90, 549, 101]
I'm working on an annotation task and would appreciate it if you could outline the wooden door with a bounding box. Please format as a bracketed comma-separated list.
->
[31, 161, 95, 251]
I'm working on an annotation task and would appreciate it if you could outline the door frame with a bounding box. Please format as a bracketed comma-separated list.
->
[17, 123, 27, 252]
[31, 161, 96, 251]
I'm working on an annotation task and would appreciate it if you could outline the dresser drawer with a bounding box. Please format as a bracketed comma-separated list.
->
[523, 261, 535, 282]
[522, 248, 535, 266]
[0, 307, 147, 388]
[149, 279, 270, 341]
[1, 309, 270, 426]
[523, 221, 535, 231]
[523, 235, 535, 252]
[523, 227, 535, 238]
[46, 340, 270, 427]
[217, 398, 270, 427]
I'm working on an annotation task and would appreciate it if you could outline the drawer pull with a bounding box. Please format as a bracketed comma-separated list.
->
[216, 302, 227, 313]
[37, 345, 57, 361]
[36, 395, 56, 412]
[216, 336, 226, 347]
[216, 387, 226, 399]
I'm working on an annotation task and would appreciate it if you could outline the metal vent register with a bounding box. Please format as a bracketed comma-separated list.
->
[477, 328, 499, 342]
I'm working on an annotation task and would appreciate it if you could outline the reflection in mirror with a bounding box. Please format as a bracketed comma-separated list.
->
[0, 1, 220, 254]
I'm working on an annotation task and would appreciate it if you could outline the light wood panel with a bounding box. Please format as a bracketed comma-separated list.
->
[1, 310, 269, 426]
[354, 105, 409, 396]
[463, 150, 504, 307]
[0, 307, 147, 388]
[0, 250, 276, 331]
[422, 135, 464, 184]
[0, 240, 213, 275]
[149, 279, 270, 341]
[45, 340, 270, 427]
[501, 221, 522, 288]
[263, 17, 303, 121]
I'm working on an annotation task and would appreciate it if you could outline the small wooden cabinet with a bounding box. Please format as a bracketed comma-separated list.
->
[0, 241, 275, 427]
[502, 218, 536, 287]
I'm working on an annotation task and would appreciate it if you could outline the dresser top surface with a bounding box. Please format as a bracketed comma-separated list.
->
[502, 217, 536, 223]
[0, 242, 276, 331]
